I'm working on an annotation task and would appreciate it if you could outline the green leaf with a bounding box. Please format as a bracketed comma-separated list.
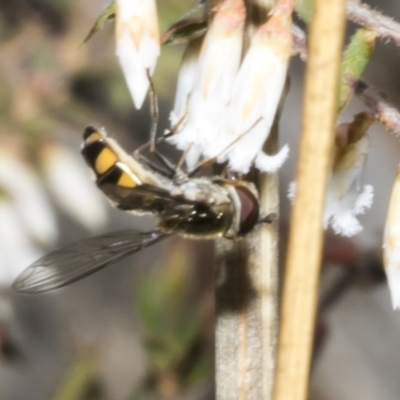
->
[295, 0, 314, 24]
[161, 3, 207, 45]
[81, 2, 115, 46]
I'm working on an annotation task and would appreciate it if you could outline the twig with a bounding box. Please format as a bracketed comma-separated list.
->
[346, 0, 400, 47]
[353, 79, 400, 138]
[273, 0, 346, 399]
[292, 24, 400, 138]
[292, 24, 307, 59]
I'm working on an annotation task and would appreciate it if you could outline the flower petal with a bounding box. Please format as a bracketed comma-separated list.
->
[219, 0, 293, 172]
[115, 0, 160, 109]
[323, 181, 373, 238]
[0, 151, 57, 246]
[384, 169, 400, 309]
[0, 199, 42, 286]
[169, 0, 246, 168]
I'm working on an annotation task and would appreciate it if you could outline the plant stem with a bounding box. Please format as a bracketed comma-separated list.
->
[273, 0, 346, 399]
[214, 10, 282, 396]
[215, 133, 280, 400]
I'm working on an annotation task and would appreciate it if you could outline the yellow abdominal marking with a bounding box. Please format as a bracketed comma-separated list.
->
[95, 148, 117, 174]
[117, 171, 137, 188]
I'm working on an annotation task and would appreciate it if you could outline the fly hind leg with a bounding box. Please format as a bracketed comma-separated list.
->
[133, 71, 177, 176]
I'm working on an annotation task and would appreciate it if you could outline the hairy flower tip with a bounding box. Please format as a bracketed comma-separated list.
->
[168, 0, 246, 170]
[323, 117, 373, 237]
[115, 0, 160, 109]
[289, 115, 373, 237]
[215, 0, 293, 173]
[222, 119, 290, 173]
[383, 168, 400, 309]
[41, 143, 107, 232]
[325, 184, 373, 237]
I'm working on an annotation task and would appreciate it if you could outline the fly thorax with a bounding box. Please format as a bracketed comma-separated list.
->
[158, 179, 234, 238]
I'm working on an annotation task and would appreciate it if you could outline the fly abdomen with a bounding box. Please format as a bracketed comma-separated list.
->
[82, 127, 140, 188]
[82, 127, 118, 175]
[81, 127, 176, 215]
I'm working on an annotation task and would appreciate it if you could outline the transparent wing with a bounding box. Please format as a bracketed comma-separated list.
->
[13, 230, 169, 294]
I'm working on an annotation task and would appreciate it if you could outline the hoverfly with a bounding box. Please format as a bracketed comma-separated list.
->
[13, 126, 262, 294]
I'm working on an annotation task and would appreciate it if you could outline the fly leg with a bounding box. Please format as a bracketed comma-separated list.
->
[133, 71, 177, 176]
[187, 118, 263, 178]
[163, 97, 189, 139]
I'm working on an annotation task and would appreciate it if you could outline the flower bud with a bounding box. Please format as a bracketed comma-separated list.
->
[323, 114, 374, 236]
[0, 150, 57, 246]
[115, 0, 160, 109]
[169, 0, 246, 170]
[40, 143, 107, 232]
[218, 0, 293, 173]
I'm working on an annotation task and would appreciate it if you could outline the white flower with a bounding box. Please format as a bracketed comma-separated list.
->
[168, 0, 246, 170]
[168, 37, 204, 169]
[383, 169, 400, 309]
[218, 0, 292, 173]
[288, 115, 374, 237]
[324, 183, 373, 237]
[115, 0, 160, 109]
[0, 150, 57, 246]
[40, 143, 107, 232]
[0, 198, 42, 287]
[169, 0, 293, 173]
[323, 133, 373, 237]
[169, 37, 203, 131]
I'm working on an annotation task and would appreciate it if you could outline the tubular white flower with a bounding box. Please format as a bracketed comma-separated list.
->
[383, 169, 400, 310]
[323, 132, 373, 237]
[216, 0, 293, 173]
[169, 0, 246, 170]
[0, 198, 42, 286]
[115, 0, 160, 109]
[0, 150, 57, 246]
[40, 143, 107, 232]
[169, 37, 203, 131]
[289, 115, 374, 237]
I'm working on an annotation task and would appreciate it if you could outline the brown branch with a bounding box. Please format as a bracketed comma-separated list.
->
[294, 2, 400, 54]
[353, 80, 400, 138]
[346, 1, 400, 47]
[292, 23, 400, 139]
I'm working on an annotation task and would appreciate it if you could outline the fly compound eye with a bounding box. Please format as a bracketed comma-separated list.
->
[234, 186, 260, 235]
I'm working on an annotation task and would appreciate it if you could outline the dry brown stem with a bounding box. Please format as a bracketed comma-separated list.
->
[273, 0, 346, 399]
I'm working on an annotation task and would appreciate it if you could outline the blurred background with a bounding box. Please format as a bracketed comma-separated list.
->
[0, 0, 400, 399]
